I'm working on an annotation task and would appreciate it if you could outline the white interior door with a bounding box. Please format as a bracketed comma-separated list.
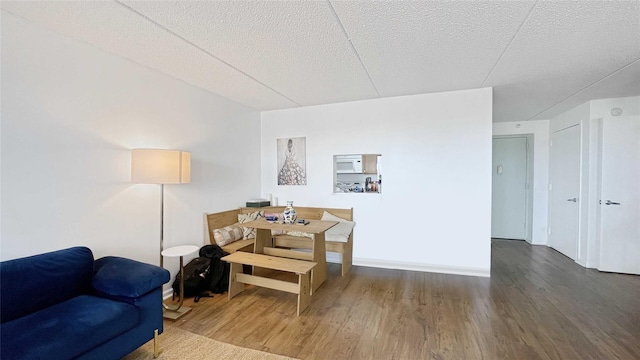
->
[598, 115, 640, 274]
[549, 125, 581, 260]
[491, 137, 527, 240]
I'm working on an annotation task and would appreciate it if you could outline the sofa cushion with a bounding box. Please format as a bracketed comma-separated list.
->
[212, 224, 245, 246]
[321, 211, 355, 242]
[325, 232, 350, 243]
[0, 246, 94, 324]
[283, 212, 354, 243]
[285, 230, 313, 238]
[93, 256, 171, 298]
[238, 210, 264, 239]
[281, 231, 349, 243]
[0, 295, 138, 360]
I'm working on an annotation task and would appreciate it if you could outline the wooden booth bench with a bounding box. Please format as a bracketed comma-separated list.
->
[203, 208, 256, 254]
[204, 206, 354, 276]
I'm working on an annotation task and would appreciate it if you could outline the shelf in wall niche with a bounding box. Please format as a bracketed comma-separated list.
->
[333, 191, 381, 194]
[334, 153, 382, 194]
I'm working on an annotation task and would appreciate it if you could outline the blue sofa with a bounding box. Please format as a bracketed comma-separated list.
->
[0, 247, 170, 360]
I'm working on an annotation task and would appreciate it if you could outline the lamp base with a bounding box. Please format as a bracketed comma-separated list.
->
[163, 306, 192, 320]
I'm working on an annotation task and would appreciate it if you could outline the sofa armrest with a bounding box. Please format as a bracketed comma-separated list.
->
[92, 257, 170, 298]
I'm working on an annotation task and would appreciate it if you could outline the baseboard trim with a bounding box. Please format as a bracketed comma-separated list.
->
[161, 256, 489, 299]
[163, 288, 173, 300]
[353, 257, 490, 278]
[326, 253, 341, 264]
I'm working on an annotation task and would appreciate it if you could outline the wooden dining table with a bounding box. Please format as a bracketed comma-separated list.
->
[240, 218, 338, 294]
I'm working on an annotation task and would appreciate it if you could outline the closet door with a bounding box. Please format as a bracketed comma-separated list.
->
[598, 116, 640, 274]
[548, 125, 581, 260]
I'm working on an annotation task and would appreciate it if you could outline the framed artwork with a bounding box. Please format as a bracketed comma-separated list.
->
[277, 137, 307, 185]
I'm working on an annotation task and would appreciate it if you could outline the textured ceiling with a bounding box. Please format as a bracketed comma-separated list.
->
[2, 1, 639, 122]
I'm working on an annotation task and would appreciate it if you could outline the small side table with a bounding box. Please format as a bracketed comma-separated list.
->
[161, 245, 199, 320]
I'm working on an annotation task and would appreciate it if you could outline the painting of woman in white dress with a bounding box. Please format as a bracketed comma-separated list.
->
[277, 137, 307, 185]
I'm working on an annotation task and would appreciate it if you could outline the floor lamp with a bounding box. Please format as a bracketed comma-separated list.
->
[131, 149, 192, 318]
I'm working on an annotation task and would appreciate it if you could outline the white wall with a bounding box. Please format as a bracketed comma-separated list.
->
[492, 120, 550, 245]
[550, 102, 590, 132]
[1, 12, 261, 285]
[260, 88, 493, 276]
[590, 96, 640, 118]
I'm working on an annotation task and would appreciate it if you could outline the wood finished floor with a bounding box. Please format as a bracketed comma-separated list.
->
[164, 240, 640, 359]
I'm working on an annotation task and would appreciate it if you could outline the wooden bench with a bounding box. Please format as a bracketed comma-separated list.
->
[204, 209, 255, 254]
[221, 252, 317, 316]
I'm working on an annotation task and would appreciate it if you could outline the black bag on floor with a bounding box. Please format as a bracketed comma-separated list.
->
[208, 258, 230, 294]
[199, 244, 227, 260]
[199, 245, 230, 294]
[172, 256, 211, 298]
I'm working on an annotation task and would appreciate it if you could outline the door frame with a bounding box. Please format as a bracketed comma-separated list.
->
[582, 118, 601, 268]
[492, 134, 534, 243]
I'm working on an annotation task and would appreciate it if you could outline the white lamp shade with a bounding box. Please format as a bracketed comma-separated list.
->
[131, 149, 191, 184]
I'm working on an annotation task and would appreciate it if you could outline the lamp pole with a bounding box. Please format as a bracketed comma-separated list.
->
[159, 183, 165, 268]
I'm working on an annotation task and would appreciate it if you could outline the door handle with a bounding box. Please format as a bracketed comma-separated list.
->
[566, 198, 577, 202]
[604, 200, 620, 205]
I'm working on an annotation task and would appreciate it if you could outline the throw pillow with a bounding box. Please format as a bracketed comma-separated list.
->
[212, 225, 244, 246]
[321, 211, 355, 242]
[284, 230, 313, 238]
[237, 210, 264, 239]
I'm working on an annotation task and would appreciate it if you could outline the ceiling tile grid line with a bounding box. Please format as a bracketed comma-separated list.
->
[329, 1, 539, 101]
[479, 0, 539, 88]
[0, 4, 298, 111]
[113, 0, 302, 107]
[526, 57, 640, 121]
[485, 0, 640, 122]
[119, 1, 378, 108]
[327, 0, 381, 98]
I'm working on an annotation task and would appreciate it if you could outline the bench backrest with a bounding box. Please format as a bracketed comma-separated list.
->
[240, 206, 353, 221]
[205, 208, 242, 234]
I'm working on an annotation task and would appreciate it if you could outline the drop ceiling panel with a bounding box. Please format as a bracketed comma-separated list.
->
[535, 59, 640, 120]
[485, 1, 640, 121]
[2, 1, 639, 122]
[1, 1, 298, 110]
[330, 1, 536, 97]
[123, 1, 378, 107]
[494, 60, 640, 124]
